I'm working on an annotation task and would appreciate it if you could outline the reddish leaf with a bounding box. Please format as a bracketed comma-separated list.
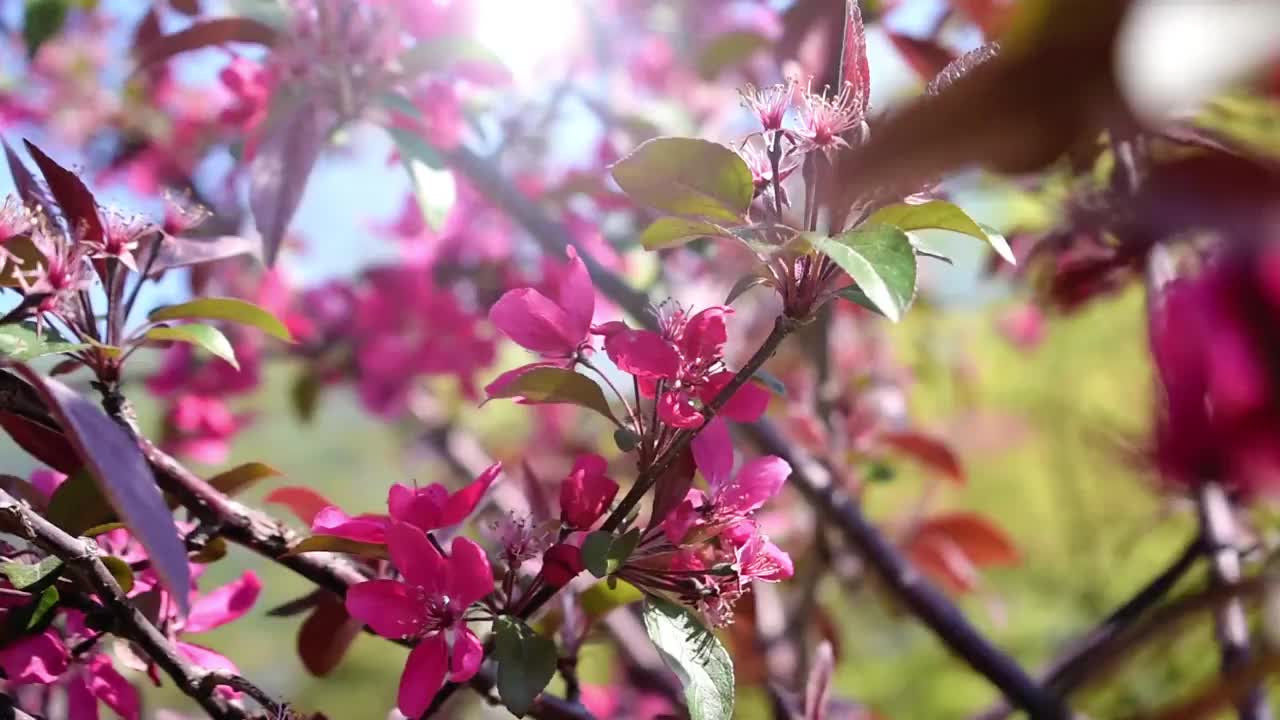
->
[913, 512, 1020, 566]
[907, 534, 978, 594]
[10, 366, 189, 612]
[2, 138, 55, 217]
[879, 431, 965, 485]
[134, 18, 278, 69]
[0, 410, 78, 474]
[264, 486, 333, 527]
[839, 0, 871, 114]
[136, 233, 262, 275]
[0, 473, 49, 510]
[168, 0, 201, 16]
[22, 141, 104, 244]
[249, 101, 325, 265]
[886, 33, 955, 84]
[297, 593, 362, 676]
[647, 447, 696, 531]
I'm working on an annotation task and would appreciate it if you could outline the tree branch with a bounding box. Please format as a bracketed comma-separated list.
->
[0, 489, 256, 720]
[440, 141, 1066, 720]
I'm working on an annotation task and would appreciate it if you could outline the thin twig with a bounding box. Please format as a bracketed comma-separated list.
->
[0, 489, 248, 720]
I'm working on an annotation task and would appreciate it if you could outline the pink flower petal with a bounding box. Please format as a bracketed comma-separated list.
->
[387, 521, 444, 592]
[704, 371, 771, 422]
[490, 287, 579, 355]
[184, 571, 262, 634]
[85, 653, 141, 720]
[345, 580, 425, 639]
[679, 306, 730, 364]
[658, 390, 703, 429]
[717, 456, 790, 514]
[449, 627, 484, 682]
[604, 328, 681, 380]
[398, 636, 449, 717]
[311, 507, 390, 544]
[388, 482, 447, 529]
[558, 246, 596, 347]
[0, 629, 67, 684]
[438, 462, 501, 527]
[446, 536, 493, 606]
[175, 641, 239, 675]
[692, 417, 734, 491]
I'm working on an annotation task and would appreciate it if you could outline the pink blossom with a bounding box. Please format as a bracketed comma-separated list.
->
[161, 394, 247, 465]
[0, 630, 68, 684]
[387, 81, 465, 151]
[312, 463, 500, 542]
[65, 653, 140, 720]
[218, 56, 271, 133]
[345, 526, 492, 717]
[559, 454, 619, 530]
[723, 521, 793, 583]
[740, 81, 794, 133]
[490, 247, 596, 360]
[541, 542, 585, 587]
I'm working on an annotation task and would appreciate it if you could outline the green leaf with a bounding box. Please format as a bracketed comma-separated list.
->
[290, 369, 323, 423]
[145, 325, 239, 370]
[23, 0, 69, 58]
[387, 127, 445, 170]
[148, 297, 293, 342]
[581, 531, 613, 579]
[638, 217, 725, 250]
[810, 225, 918, 322]
[207, 462, 282, 497]
[865, 200, 1015, 265]
[47, 469, 114, 536]
[642, 596, 735, 720]
[286, 535, 389, 560]
[100, 556, 135, 593]
[724, 274, 767, 305]
[751, 368, 786, 397]
[611, 138, 754, 223]
[487, 367, 620, 426]
[0, 556, 62, 590]
[405, 149, 457, 232]
[0, 324, 90, 360]
[24, 586, 59, 631]
[398, 36, 506, 79]
[581, 579, 644, 620]
[494, 616, 558, 717]
[613, 427, 640, 452]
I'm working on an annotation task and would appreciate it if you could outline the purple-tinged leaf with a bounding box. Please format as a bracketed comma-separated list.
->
[840, 0, 871, 115]
[927, 42, 1001, 95]
[0, 410, 79, 474]
[886, 33, 956, 84]
[136, 233, 262, 276]
[22, 140, 104, 244]
[133, 18, 278, 69]
[298, 594, 362, 677]
[249, 101, 325, 265]
[2, 139, 55, 217]
[10, 366, 189, 613]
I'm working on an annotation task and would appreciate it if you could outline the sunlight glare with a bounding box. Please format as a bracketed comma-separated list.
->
[472, 0, 583, 83]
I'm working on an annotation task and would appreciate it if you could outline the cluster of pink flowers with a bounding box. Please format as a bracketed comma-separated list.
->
[0, 471, 261, 719]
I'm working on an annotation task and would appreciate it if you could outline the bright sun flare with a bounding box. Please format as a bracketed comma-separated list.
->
[472, 0, 583, 80]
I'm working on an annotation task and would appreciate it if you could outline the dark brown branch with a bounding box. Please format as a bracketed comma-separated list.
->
[972, 535, 1203, 720]
[440, 141, 1066, 720]
[0, 489, 249, 720]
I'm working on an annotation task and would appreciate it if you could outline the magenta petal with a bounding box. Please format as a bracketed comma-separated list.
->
[398, 637, 449, 717]
[490, 287, 579, 355]
[387, 522, 445, 592]
[446, 536, 494, 605]
[0, 629, 67, 684]
[184, 571, 262, 633]
[558, 246, 596, 346]
[705, 371, 771, 422]
[311, 507, 390, 544]
[604, 329, 681, 380]
[718, 456, 790, 514]
[679, 306, 730, 364]
[758, 540, 795, 582]
[438, 462, 501, 527]
[388, 483, 449, 532]
[85, 654, 141, 720]
[692, 417, 734, 491]
[66, 674, 97, 720]
[658, 391, 703, 429]
[449, 628, 484, 682]
[345, 580, 424, 639]
[176, 641, 239, 675]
